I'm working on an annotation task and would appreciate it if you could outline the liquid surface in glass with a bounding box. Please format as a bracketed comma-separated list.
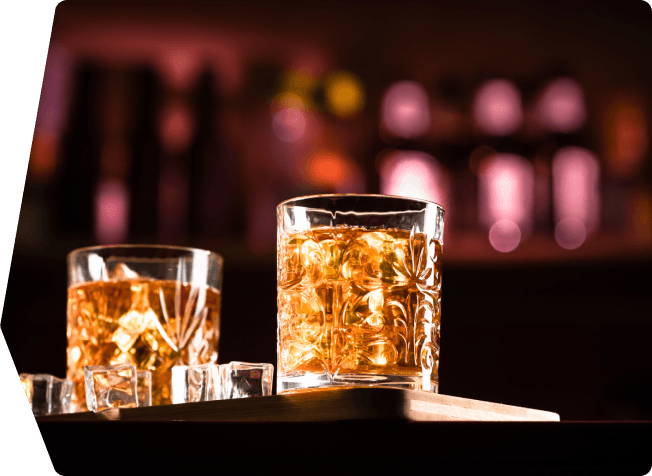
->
[67, 279, 220, 408]
[277, 226, 442, 392]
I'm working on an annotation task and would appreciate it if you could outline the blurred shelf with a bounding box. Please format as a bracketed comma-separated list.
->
[445, 232, 652, 266]
[12, 232, 652, 269]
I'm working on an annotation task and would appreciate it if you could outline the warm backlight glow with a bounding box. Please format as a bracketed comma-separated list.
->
[537, 78, 586, 133]
[605, 98, 648, 178]
[160, 47, 199, 89]
[628, 189, 652, 243]
[159, 100, 195, 153]
[325, 70, 365, 118]
[94, 178, 129, 244]
[478, 154, 533, 252]
[29, 132, 59, 182]
[304, 151, 365, 193]
[472, 79, 523, 136]
[379, 150, 449, 209]
[552, 147, 600, 249]
[381, 81, 431, 139]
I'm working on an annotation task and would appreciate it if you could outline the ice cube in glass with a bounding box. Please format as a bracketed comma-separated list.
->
[171, 363, 220, 404]
[221, 362, 273, 399]
[84, 364, 138, 412]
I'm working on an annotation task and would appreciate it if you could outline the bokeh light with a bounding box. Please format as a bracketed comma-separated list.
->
[555, 217, 587, 250]
[552, 147, 600, 249]
[324, 70, 365, 118]
[304, 151, 365, 193]
[29, 133, 59, 182]
[537, 78, 586, 133]
[159, 99, 195, 153]
[282, 69, 317, 93]
[605, 97, 648, 178]
[94, 178, 129, 244]
[160, 47, 200, 90]
[379, 150, 449, 209]
[489, 219, 522, 253]
[478, 154, 534, 251]
[472, 79, 523, 136]
[381, 81, 431, 139]
[272, 107, 306, 142]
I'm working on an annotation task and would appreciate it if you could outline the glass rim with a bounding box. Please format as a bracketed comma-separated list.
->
[277, 193, 444, 212]
[67, 244, 223, 265]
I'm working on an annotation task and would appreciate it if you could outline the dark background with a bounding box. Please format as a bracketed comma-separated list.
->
[2, 0, 652, 421]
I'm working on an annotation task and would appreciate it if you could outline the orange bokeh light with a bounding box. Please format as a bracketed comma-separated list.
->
[302, 151, 365, 192]
[306, 152, 348, 188]
[324, 70, 365, 118]
[28, 132, 59, 182]
[605, 97, 648, 178]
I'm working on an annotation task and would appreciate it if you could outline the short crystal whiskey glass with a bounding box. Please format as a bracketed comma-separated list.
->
[276, 194, 444, 394]
[67, 245, 222, 409]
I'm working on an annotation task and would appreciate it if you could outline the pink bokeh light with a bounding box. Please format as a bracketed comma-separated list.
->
[272, 107, 306, 142]
[379, 150, 449, 210]
[381, 81, 431, 139]
[537, 78, 586, 133]
[159, 100, 195, 153]
[555, 217, 587, 250]
[552, 147, 600, 249]
[94, 178, 130, 244]
[472, 79, 523, 136]
[489, 219, 522, 253]
[478, 154, 534, 241]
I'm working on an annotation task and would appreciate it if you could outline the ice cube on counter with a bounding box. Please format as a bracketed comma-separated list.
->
[171, 363, 220, 404]
[84, 364, 138, 412]
[19, 373, 73, 416]
[221, 362, 273, 399]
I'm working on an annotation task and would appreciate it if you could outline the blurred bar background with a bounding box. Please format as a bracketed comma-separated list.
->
[3, 0, 652, 420]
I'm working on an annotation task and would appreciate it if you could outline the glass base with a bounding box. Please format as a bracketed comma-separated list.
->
[277, 372, 438, 394]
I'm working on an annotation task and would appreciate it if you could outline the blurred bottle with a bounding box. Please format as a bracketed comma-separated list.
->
[188, 68, 241, 241]
[54, 63, 102, 240]
[129, 67, 162, 243]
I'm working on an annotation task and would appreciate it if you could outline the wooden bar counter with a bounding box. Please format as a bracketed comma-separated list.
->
[36, 388, 651, 475]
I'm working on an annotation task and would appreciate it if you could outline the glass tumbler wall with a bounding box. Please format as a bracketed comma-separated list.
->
[67, 246, 223, 409]
[277, 195, 444, 394]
